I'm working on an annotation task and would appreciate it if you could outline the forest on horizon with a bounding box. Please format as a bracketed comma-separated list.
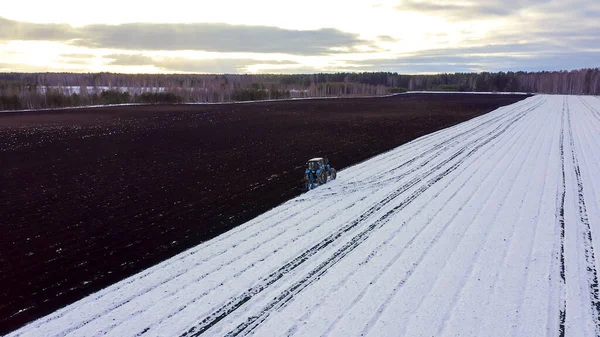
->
[1, 68, 599, 110]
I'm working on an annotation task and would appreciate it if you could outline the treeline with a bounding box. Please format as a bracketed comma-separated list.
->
[1, 68, 599, 110]
[0, 90, 184, 110]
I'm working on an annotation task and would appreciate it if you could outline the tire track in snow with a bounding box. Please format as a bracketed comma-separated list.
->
[177, 108, 536, 336]
[281, 97, 542, 337]
[578, 96, 600, 123]
[321, 99, 545, 337]
[196, 100, 536, 337]
[575, 97, 600, 235]
[108, 193, 371, 337]
[337, 98, 542, 193]
[316, 99, 542, 204]
[295, 101, 536, 201]
[510, 100, 560, 337]
[311, 99, 540, 203]
[317, 103, 541, 337]
[88, 195, 353, 336]
[221, 101, 542, 337]
[472, 98, 556, 337]
[418, 102, 546, 337]
[317, 98, 539, 194]
[565, 97, 600, 335]
[340, 98, 530, 182]
[550, 97, 568, 337]
[364, 100, 540, 187]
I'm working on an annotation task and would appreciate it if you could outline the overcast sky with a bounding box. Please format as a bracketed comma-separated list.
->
[0, 0, 598, 74]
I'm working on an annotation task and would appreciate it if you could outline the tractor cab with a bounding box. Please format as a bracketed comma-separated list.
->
[307, 158, 325, 172]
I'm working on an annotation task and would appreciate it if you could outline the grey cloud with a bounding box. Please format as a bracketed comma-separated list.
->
[396, 1, 508, 20]
[396, 0, 599, 27]
[0, 17, 77, 41]
[459, 18, 600, 53]
[354, 46, 600, 73]
[505, 51, 600, 71]
[394, 0, 551, 20]
[526, 29, 600, 50]
[392, 13, 600, 72]
[0, 17, 363, 55]
[418, 42, 556, 56]
[76, 23, 361, 55]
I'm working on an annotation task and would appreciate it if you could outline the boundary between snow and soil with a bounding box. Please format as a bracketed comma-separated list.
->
[0, 91, 532, 113]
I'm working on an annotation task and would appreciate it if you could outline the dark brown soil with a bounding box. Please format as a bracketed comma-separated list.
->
[0, 93, 529, 334]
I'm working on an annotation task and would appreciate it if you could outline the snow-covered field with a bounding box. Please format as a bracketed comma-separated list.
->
[8, 95, 600, 337]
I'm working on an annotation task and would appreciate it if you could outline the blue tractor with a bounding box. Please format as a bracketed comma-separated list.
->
[305, 157, 337, 190]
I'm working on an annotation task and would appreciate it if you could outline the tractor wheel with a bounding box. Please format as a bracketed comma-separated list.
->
[330, 168, 337, 180]
[318, 172, 327, 185]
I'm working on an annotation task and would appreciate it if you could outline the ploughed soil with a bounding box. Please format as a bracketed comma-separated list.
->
[0, 93, 529, 334]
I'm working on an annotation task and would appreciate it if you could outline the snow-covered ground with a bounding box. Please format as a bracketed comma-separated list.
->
[406, 91, 530, 94]
[8, 95, 600, 337]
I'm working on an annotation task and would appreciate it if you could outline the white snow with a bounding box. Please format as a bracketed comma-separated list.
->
[406, 91, 531, 94]
[7, 95, 600, 337]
